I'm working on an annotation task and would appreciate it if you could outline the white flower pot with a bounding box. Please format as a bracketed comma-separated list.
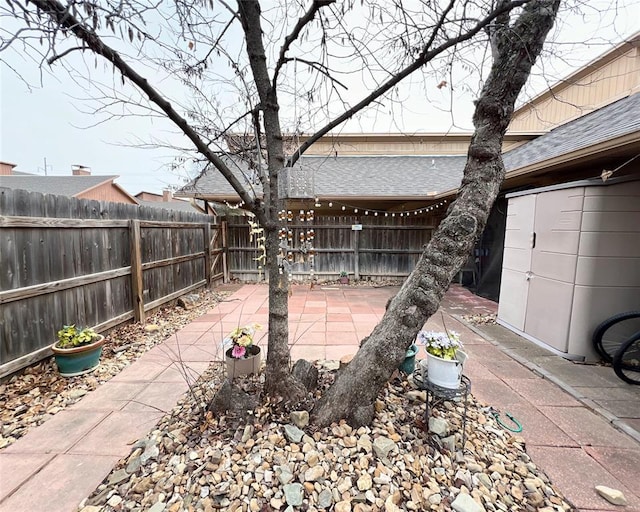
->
[426, 351, 468, 389]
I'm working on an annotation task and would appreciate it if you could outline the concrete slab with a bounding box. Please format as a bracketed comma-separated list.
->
[528, 445, 640, 510]
[110, 358, 170, 382]
[154, 361, 210, 383]
[500, 403, 578, 447]
[290, 344, 326, 361]
[537, 406, 634, 447]
[0, 454, 120, 512]
[2, 410, 109, 455]
[583, 446, 640, 498]
[0, 452, 54, 501]
[67, 411, 160, 457]
[573, 385, 640, 401]
[71, 381, 150, 411]
[325, 345, 359, 360]
[594, 399, 640, 418]
[469, 378, 527, 406]
[123, 381, 190, 414]
[505, 378, 578, 406]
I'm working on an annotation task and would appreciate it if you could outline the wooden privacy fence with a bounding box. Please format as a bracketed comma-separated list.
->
[0, 188, 227, 378]
[227, 214, 435, 281]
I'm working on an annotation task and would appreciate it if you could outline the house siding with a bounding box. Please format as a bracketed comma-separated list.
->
[509, 38, 640, 132]
[76, 182, 137, 203]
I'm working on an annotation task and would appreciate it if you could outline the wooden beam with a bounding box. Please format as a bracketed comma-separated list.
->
[143, 280, 206, 312]
[0, 267, 131, 304]
[140, 252, 205, 271]
[0, 216, 129, 228]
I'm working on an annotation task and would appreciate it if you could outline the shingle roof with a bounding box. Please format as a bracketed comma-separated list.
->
[503, 93, 640, 171]
[179, 155, 467, 199]
[178, 93, 640, 200]
[137, 199, 203, 213]
[0, 175, 119, 196]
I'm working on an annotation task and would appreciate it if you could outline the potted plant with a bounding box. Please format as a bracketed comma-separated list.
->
[416, 330, 468, 389]
[339, 271, 349, 284]
[51, 325, 105, 377]
[224, 323, 262, 379]
[399, 343, 419, 374]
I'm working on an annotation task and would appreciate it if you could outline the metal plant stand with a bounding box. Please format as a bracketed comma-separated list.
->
[421, 374, 471, 447]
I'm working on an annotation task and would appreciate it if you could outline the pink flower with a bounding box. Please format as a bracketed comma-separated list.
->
[232, 345, 246, 358]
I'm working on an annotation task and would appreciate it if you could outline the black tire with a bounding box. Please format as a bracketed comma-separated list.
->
[613, 332, 640, 385]
[592, 311, 640, 363]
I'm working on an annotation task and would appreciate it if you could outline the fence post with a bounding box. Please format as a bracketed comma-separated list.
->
[129, 219, 145, 323]
[203, 222, 212, 286]
[222, 217, 229, 283]
[354, 228, 360, 281]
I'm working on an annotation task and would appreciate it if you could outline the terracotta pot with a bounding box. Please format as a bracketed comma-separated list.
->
[225, 345, 261, 379]
[51, 335, 105, 377]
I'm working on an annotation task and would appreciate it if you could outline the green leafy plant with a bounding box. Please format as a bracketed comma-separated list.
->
[340, 271, 348, 277]
[416, 331, 462, 360]
[56, 325, 100, 349]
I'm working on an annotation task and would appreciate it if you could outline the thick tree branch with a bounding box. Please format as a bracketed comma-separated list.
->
[289, 0, 530, 167]
[27, 0, 262, 221]
[312, 0, 560, 427]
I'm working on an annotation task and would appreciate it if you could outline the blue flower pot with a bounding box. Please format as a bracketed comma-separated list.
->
[51, 335, 105, 377]
[399, 344, 419, 374]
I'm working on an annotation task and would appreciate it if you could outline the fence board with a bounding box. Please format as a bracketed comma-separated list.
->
[0, 189, 222, 377]
[226, 214, 436, 281]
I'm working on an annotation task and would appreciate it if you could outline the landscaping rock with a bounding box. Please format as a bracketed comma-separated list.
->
[372, 436, 397, 459]
[595, 485, 628, 506]
[451, 493, 485, 512]
[290, 410, 309, 429]
[292, 359, 319, 390]
[283, 483, 304, 506]
[283, 424, 304, 443]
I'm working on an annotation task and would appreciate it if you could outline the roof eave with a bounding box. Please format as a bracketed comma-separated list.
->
[436, 130, 640, 198]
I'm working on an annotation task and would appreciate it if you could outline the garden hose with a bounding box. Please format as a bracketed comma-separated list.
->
[482, 407, 523, 433]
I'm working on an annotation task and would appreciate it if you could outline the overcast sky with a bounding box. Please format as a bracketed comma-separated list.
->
[0, 1, 638, 196]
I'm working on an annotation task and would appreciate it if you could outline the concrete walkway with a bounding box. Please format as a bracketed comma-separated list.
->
[1, 284, 639, 511]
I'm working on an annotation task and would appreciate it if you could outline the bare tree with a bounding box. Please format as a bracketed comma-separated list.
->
[2, 0, 559, 423]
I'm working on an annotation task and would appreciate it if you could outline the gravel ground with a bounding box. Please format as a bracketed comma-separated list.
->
[78, 363, 575, 512]
[0, 288, 229, 450]
[2, 284, 575, 511]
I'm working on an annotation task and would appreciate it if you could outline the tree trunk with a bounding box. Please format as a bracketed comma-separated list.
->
[312, 0, 560, 427]
[238, 0, 305, 401]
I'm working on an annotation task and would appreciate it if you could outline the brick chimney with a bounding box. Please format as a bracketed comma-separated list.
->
[72, 164, 91, 176]
[0, 161, 16, 175]
[163, 189, 173, 202]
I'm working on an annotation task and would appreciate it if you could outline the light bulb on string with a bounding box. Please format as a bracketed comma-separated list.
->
[354, 208, 358, 213]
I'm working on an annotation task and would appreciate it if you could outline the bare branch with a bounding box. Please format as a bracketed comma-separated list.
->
[272, 0, 335, 88]
[24, 0, 260, 217]
[290, 0, 531, 166]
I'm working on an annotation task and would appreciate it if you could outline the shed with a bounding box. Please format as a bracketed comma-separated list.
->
[497, 177, 640, 361]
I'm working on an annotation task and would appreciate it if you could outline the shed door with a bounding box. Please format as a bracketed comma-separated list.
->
[497, 194, 536, 330]
[524, 188, 584, 352]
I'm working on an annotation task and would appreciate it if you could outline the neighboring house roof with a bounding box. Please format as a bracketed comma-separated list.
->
[0, 175, 120, 196]
[137, 198, 204, 213]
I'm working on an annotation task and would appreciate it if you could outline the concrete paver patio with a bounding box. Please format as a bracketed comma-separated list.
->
[1, 283, 639, 511]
